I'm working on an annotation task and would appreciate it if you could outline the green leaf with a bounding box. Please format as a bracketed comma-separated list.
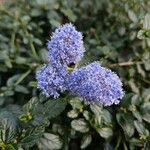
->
[67, 110, 78, 118]
[15, 85, 29, 94]
[20, 126, 45, 148]
[5, 59, 12, 68]
[131, 95, 142, 106]
[28, 81, 37, 87]
[141, 102, 150, 123]
[104, 142, 114, 150]
[120, 93, 134, 107]
[4, 89, 14, 96]
[143, 13, 150, 29]
[0, 111, 18, 142]
[38, 133, 63, 150]
[69, 97, 83, 110]
[102, 109, 112, 124]
[3, 144, 18, 150]
[137, 29, 150, 39]
[137, 64, 146, 78]
[71, 119, 89, 133]
[23, 97, 38, 112]
[134, 121, 145, 134]
[22, 97, 49, 126]
[7, 75, 20, 87]
[90, 104, 102, 115]
[4, 105, 22, 117]
[50, 19, 61, 28]
[116, 113, 134, 138]
[61, 9, 77, 22]
[15, 57, 27, 65]
[52, 124, 63, 135]
[0, 97, 5, 106]
[90, 104, 103, 125]
[132, 111, 142, 122]
[142, 88, 150, 102]
[80, 134, 92, 149]
[83, 111, 91, 121]
[44, 99, 67, 119]
[98, 127, 113, 139]
[128, 10, 137, 23]
[39, 48, 48, 62]
[129, 138, 143, 147]
[128, 80, 139, 94]
[33, 38, 42, 46]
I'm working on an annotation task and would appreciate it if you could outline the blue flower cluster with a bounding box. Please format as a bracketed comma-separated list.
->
[37, 23, 84, 98]
[47, 23, 85, 67]
[36, 23, 124, 106]
[66, 62, 124, 106]
[36, 64, 67, 98]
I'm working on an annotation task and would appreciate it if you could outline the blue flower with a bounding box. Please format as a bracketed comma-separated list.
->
[66, 62, 124, 106]
[36, 64, 67, 98]
[37, 24, 124, 104]
[47, 23, 85, 67]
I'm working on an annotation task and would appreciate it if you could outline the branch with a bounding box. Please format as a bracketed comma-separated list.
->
[108, 61, 144, 68]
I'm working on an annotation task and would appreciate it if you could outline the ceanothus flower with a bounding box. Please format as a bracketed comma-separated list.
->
[36, 64, 68, 98]
[66, 62, 124, 106]
[47, 23, 85, 67]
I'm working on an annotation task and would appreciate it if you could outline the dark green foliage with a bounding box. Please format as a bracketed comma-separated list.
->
[0, 0, 150, 149]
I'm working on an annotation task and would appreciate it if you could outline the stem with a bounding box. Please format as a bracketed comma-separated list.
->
[141, 78, 150, 84]
[115, 135, 121, 150]
[11, 32, 15, 49]
[62, 126, 70, 150]
[63, 136, 69, 150]
[108, 61, 144, 68]
[21, 25, 38, 58]
[30, 41, 38, 58]
[123, 141, 128, 150]
[15, 70, 31, 85]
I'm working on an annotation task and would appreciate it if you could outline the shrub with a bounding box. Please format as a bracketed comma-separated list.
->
[0, 0, 149, 149]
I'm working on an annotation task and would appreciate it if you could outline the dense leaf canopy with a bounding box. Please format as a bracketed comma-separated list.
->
[0, 0, 150, 149]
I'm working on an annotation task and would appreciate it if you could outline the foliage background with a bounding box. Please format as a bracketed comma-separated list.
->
[0, 0, 150, 149]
